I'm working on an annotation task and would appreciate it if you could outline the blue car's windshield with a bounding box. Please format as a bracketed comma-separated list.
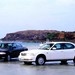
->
[0, 43, 12, 49]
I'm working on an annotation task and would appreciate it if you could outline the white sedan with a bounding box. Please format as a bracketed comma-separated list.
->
[18, 42, 75, 65]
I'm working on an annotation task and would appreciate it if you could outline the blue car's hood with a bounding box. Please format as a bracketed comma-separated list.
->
[0, 48, 8, 51]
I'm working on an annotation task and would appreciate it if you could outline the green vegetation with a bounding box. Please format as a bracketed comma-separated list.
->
[46, 33, 59, 40]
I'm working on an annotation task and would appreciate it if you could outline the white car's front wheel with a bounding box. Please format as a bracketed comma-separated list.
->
[36, 56, 45, 65]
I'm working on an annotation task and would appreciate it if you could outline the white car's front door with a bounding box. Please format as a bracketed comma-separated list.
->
[47, 49, 64, 60]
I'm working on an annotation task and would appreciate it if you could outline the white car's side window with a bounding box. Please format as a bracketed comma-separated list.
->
[64, 43, 74, 49]
[53, 44, 62, 50]
[53, 43, 75, 50]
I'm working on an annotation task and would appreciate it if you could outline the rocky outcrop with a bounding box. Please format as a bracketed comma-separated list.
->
[1, 30, 58, 41]
[1, 30, 75, 42]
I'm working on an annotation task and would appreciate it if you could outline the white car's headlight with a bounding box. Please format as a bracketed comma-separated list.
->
[21, 53, 26, 56]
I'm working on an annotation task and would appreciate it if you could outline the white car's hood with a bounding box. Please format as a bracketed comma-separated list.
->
[21, 49, 48, 54]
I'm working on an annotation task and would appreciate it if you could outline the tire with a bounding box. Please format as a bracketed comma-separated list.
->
[24, 62, 32, 65]
[36, 56, 45, 65]
[60, 60, 68, 65]
[4, 55, 11, 61]
[73, 57, 75, 64]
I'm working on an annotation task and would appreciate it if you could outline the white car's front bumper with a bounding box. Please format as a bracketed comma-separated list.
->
[18, 55, 36, 62]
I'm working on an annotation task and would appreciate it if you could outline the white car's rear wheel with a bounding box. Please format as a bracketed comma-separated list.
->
[73, 57, 75, 64]
[60, 60, 68, 65]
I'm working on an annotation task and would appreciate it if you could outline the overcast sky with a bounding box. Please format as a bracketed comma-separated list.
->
[0, 0, 75, 38]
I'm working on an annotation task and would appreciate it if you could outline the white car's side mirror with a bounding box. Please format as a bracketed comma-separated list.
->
[52, 47, 56, 50]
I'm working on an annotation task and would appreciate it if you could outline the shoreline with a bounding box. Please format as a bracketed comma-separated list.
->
[1, 39, 75, 43]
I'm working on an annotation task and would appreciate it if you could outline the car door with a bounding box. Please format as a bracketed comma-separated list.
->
[10, 43, 24, 58]
[47, 43, 64, 60]
[10, 43, 18, 58]
[61, 43, 75, 59]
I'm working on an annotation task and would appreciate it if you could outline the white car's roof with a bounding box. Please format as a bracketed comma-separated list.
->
[45, 41, 75, 44]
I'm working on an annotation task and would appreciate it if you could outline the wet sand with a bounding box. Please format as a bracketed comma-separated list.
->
[0, 60, 75, 75]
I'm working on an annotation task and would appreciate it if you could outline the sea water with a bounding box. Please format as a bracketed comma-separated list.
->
[21, 42, 41, 50]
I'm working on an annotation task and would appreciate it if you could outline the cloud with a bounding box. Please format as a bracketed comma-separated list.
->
[0, 0, 75, 38]
[56, 0, 75, 6]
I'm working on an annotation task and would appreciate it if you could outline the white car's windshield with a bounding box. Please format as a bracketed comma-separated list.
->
[39, 43, 53, 50]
